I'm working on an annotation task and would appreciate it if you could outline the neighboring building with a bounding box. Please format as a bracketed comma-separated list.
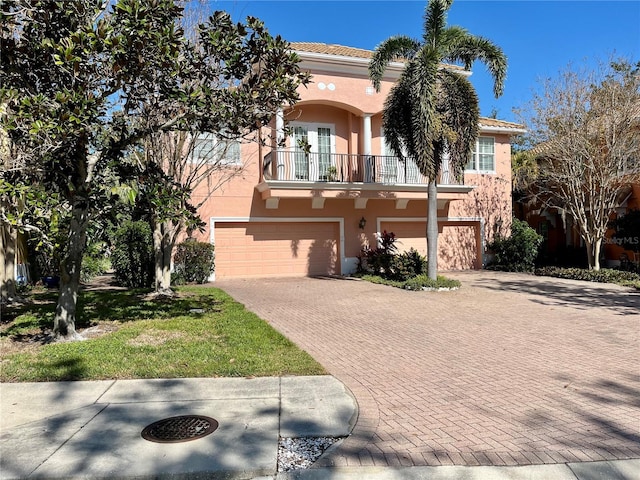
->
[518, 184, 640, 268]
[194, 43, 525, 279]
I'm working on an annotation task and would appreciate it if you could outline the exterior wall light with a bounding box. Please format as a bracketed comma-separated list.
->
[359, 217, 367, 230]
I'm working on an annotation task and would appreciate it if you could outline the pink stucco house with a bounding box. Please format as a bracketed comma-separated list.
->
[194, 43, 525, 279]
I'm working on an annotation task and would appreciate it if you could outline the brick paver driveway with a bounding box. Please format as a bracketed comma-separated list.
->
[217, 271, 640, 467]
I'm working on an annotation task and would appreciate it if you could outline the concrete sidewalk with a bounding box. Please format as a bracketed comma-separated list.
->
[2, 377, 638, 480]
[1, 376, 356, 479]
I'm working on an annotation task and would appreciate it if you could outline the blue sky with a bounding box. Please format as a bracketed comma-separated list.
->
[210, 0, 640, 123]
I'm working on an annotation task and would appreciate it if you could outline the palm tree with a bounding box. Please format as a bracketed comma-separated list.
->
[369, 0, 506, 279]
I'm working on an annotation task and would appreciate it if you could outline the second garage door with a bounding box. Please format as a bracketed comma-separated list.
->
[214, 221, 339, 279]
[380, 221, 479, 270]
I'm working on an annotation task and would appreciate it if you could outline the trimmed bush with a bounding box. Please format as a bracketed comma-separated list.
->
[487, 218, 543, 272]
[111, 220, 154, 288]
[173, 239, 215, 284]
[403, 274, 461, 291]
[359, 273, 460, 291]
[535, 266, 640, 289]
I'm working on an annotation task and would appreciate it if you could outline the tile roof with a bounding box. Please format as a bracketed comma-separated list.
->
[290, 42, 466, 71]
[479, 117, 525, 130]
[290, 42, 374, 59]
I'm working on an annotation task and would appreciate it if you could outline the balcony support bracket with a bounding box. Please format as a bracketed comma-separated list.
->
[265, 197, 280, 209]
[395, 199, 410, 210]
[354, 198, 368, 209]
[312, 197, 325, 209]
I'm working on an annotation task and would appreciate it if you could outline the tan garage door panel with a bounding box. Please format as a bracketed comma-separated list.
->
[215, 222, 339, 278]
[380, 221, 477, 270]
[380, 221, 427, 256]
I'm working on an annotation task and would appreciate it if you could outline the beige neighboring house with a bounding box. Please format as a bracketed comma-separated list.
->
[193, 42, 525, 279]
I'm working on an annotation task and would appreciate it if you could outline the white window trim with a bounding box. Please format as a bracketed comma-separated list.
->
[190, 133, 242, 166]
[289, 122, 336, 153]
[465, 136, 496, 174]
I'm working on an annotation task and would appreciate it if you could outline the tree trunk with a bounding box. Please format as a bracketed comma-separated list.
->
[426, 179, 438, 280]
[53, 201, 88, 340]
[153, 220, 175, 295]
[0, 222, 17, 303]
[592, 238, 602, 271]
[584, 238, 602, 271]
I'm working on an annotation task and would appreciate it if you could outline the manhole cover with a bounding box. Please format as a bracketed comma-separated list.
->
[141, 415, 219, 443]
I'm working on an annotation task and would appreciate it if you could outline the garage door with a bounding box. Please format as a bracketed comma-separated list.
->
[214, 222, 339, 279]
[380, 221, 427, 256]
[380, 221, 478, 270]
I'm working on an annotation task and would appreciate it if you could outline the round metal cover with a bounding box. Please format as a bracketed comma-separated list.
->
[141, 415, 218, 443]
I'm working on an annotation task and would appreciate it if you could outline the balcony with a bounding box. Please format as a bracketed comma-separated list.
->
[257, 150, 474, 210]
[262, 150, 463, 185]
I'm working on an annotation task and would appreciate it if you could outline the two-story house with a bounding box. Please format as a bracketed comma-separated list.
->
[194, 43, 525, 279]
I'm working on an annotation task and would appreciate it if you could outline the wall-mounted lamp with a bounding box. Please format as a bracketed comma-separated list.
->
[358, 217, 367, 230]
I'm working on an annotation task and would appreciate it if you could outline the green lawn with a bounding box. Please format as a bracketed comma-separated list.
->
[0, 286, 325, 382]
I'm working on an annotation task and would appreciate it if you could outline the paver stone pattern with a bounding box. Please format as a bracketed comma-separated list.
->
[217, 271, 640, 467]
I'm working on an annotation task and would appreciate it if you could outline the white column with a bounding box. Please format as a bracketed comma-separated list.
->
[275, 108, 285, 179]
[362, 114, 372, 155]
[276, 108, 285, 144]
[363, 114, 373, 182]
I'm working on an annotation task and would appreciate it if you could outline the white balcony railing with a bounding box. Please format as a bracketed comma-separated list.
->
[262, 151, 462, 186]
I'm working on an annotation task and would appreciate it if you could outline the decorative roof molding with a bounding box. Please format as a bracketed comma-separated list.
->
[291, 42, 469, 80]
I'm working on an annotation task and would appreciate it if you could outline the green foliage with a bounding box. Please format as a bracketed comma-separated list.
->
[81, 242, 111, 283]
[359, 231, 398, 278]
[368, 0, 506, 279]
[111, 221, 154, 288]
[391, 248, 428, 281]
[0, 287, 325, 381]
[359, 233, 428, 281]
[1, 0, 310, 328]
[487, 218, 543, 272]
[173, 239, 215, 284]
[402, 274, 461, 291]
[535, 267, 640, 290]
[359, 274, 460, 291]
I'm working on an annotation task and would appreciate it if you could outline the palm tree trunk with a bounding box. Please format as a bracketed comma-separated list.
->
[427, 179, 438, 280]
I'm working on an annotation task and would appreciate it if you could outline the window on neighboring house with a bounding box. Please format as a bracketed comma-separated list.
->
[466, 136, 495, 172]
[191, 133, 241, 166]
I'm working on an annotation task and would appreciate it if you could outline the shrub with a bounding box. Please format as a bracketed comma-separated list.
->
[173, 239, 215, 284]
[359, 273, 460, 291]
[391, 248, 427, 281]
[487, 218, 543, 272]
[403, 274, 461, 291]
[111, 221, 154, 288]
[81, 242, 111, 283]
[358, 230, 398, 278]
[535, 266, 640, 289]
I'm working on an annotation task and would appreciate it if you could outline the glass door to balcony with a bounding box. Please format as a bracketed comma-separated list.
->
[292, 122, 335, 181]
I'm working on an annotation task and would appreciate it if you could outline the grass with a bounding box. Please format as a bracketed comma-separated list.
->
[0, 286, 325, 382]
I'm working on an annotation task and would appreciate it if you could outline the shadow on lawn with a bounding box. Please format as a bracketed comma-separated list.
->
[1, 288, 223, 341]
